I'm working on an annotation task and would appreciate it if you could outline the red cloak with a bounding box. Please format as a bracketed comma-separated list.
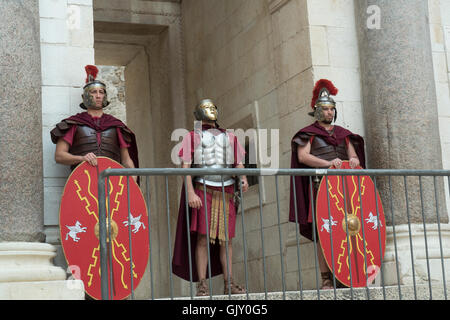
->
[289, 121, 365, 241]
[172, 183, 225, 282]
[171, 124, 245, 282]
[50, 112, 139, 170]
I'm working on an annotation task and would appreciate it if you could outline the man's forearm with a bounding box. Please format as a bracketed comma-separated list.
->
[299, 153, 331, 168]
[181, 162, 196, 193]
[55, 151, 83, 166]
[235, 163, 247, 181]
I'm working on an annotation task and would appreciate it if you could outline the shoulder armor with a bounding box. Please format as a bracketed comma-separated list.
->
[293, 132, 313, 147]
[56, 121, 70, 131]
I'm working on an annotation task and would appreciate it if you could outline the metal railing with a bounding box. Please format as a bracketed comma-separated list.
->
[97, 168, 450, 300]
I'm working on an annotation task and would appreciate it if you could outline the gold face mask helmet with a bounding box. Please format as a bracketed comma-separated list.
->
[80, 65, 110, 110]
[194, 99, 218, 121]
[308, 79, 338, 122]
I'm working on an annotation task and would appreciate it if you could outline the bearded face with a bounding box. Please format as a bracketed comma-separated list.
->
[81, 81, 110, 110]
[314, 105, 335, 123]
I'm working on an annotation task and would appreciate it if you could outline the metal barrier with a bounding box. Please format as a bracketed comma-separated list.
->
[97, 168, 450, 300]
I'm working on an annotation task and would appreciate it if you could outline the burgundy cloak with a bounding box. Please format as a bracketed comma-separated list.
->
[172, 183, 224, 282]
[50, 112, 139, 170]
[289, 121, 365, 241]
[171, 124, 245, 282]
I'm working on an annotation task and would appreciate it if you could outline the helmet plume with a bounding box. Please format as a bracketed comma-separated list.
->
[85, 65, 99, 83]
[311, 79, 338, 109]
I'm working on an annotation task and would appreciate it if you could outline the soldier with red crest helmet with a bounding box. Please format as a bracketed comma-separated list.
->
[51, 66, 145, 300]
[50, 65, 139, 179]
[289, 79, 366, 289]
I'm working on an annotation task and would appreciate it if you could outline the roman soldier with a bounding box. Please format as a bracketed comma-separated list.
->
[50, 65, 139, 174]
[289, 79, 366, 289]
[172, 99, 248, 296]
[51, 66, 147, 300]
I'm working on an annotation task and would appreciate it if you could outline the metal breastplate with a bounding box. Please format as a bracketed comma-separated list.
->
[69, 126, 121, 170]
[310, 136, 348, 164]
[192, 130, 235, 187]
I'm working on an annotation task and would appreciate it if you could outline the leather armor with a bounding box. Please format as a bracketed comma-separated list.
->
[69, 126, 121, 169]
[310, 135, 348, 163]
[295, 133, 348, 166]
[295, 133, 349, 188]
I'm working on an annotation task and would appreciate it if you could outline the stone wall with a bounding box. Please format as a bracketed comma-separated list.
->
[430, 0, 450, 170]
[429, 0, 450, 216]
[40, 0, 95, 267]
[183, 0, 284, 294]
[36, 0, 450, 297]
[181, 0, 367, 292]
[93, 0, 185, 299]
[181, 0, 450, 293]
[97, 66, 126, 123]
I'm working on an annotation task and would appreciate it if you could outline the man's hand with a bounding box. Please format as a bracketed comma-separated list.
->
[329, 158, 343, 169]
[349, 157, 360, 169]
[188, 191, 202, 209]
[82, 152, 98, 166]
[240, 177, 249, 192]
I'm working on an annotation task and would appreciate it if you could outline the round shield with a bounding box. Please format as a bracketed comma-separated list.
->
[59, 157, 149, 300]
[315, 161, 386, 288]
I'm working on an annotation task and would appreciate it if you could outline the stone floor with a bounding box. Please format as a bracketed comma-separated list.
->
[164, 283, 450, 300]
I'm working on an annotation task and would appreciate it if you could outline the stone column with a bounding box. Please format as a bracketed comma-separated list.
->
[355, 0, 449, 287]
[0, 0, 45, 242]
[0, 0, 83, 299]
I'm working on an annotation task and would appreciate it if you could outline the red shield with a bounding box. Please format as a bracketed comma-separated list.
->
[316, 161, 386, 287]
[59, 157, 149, 300]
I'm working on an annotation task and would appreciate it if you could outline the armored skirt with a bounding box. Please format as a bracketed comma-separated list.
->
[190, 183, 237, 244]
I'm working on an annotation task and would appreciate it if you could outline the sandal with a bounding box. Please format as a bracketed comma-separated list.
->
[224, 278, 246, 295]
[196, 279, 209, 296]
[321, 272, 334, 290]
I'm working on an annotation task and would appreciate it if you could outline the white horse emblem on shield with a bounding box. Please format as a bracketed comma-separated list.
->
[123, 213, 146, 234]
[65, 221, 87, 242]
[365, 212, 383, 230]
[320, 216, 337, 233]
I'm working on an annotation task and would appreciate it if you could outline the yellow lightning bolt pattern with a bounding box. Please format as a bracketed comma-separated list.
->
[113, 239, 138, 290]
[349, 176, 367, 217]
[337, 235, 376, 280]
[74, 170, 119, 222]
[106, 174, 135, 291]
[328, 176, 345, 216]
[74, 170, 101, 287]
[77, 168, 137, 291]
[74, 176, 98, 222]
[331, 176, 375, 279]
[110, 176, 124, 219]
[108, 175, 137, 290]
[355, 234, 376, 273]
[328, 176, 367, 217]
[87, 245, 100, 287]
[82, 169, 112, 286]
[337, 238, 347, 274]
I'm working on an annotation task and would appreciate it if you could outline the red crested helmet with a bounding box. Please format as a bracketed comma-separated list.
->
[308, 79, 338, 120]
[80, 65, 109, 109]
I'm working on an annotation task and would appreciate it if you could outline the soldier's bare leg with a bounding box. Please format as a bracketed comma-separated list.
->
[317, 242, 334, 289]
[220, 240, 245, 294]
[220, 240, 233, 281]
[195, 234, 209, 296]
